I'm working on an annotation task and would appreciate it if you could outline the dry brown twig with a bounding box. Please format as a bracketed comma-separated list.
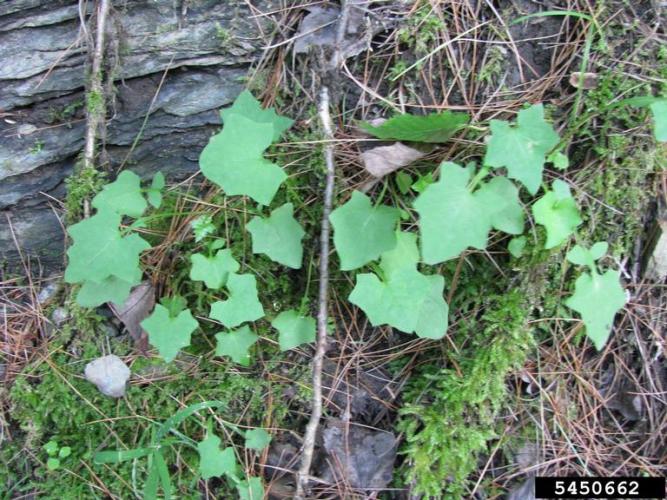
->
[295, 1, 353, 497]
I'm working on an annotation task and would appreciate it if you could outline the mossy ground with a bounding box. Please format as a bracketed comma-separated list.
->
[2, 1, 665, 499]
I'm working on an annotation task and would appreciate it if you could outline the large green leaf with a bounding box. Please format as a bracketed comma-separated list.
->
[349, 232, 449, 339]
[147, 171, 165, 209]
[91, 170, 147, 217]
[359, 111, 469, 143]
[209, 274, 264, 328]
[141, 304, 199, 362]
[189, 249, 239, 289]
[221, 90, 293, 142]
[215, 325, 259, 366]
[64, 211, 150, 284]
[246, 203, 305, 269]
[532, 179, 582, 249]
[76, 271, 141, 307]
[330, 191, 400, 270]
[414, 162, 524, 264]
[484, 104, 560, 194]
[271, 310, 316, 351]
[199, 113, 286, 205]
[197, 434, 237, 480]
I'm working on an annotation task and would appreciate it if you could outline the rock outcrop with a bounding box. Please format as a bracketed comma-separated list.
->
[1, 0, 271, 270]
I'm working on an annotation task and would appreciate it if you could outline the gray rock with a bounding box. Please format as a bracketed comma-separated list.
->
[0, 0, 274, 271]
[84, 354, 131, 398]
[99, 322, 120, 338]
[318, 419, 397, 490]
[51, 307, 68, 326]
[37, 281, 59, 304]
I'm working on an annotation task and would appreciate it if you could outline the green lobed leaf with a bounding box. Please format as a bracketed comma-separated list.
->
[271, 310, 316, 351]
[189, 249, 240, 289]
[91, 170, 148, 217]
[532, 179, 582, 249]
[210, 274, 264, 328]
[237, 477, 265, 500]
[76, 271, 141, 308]
[360, 111, 469, 143]
[565, 269, 626, 350]
[221, 90, 293, 142]
[215, 325, 259, 366]
[141, 304, 199, 362]
[244, 428, 272, 451]
[414, 162, 524, 264]
[349, 232, 449, 339]
[197, 434, 237, 480]
[329, 191, 400, 270]
[566, 241, 608, 270]
[64, 211, 150, 284]
[246, 203, 305, 269]
[484, 104, 560, 194]
[199, 113, 286, 205]
[649, 99, 667, 142]
[147, 171, 165, 209]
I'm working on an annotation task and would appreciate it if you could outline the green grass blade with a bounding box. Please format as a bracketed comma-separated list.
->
[93, 447, 153, 464]
[154, 450, 172, 500]
[510, 10, 592, 25]
[155, 400, 224, 441]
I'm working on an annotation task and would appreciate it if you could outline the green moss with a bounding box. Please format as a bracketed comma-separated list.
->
[64, 164, 106, 222]
[86, 90, 105, 115]
[398, 291, 532, 498]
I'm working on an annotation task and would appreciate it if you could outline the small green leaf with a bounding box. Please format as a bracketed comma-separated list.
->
[197, 434, 237, 480]
[58, 446, 72, 458]
[245, 428, 272, 451]
[147, 171, 165, 208]
[44, 440, 59, 456]
[64, 211, 150, 284]
[349, 232, 449, 339]
[190, 249, 240, 289]
[141, 304, 199, 362]
[360, 111, 469, 143]
[412, 172, 434, 193]
[221, 90, 293, 142]
[484, 104, 560, 194]
[547, 151, 569, 170]
[330, 191, 400, 270]
[532, 179, 582, 249]
[46, 458, 60, 470]
[199, 113, 286, 205]
[215, 325, 259, 366]
[237, 477, 265, 500]
[414, 162, 524, 263]
[649, 100, 667, 141]
[565, 269, 626, 350]
[210, 274, 264, 328]
[246, 203, 305, 269]
[92, 170, 148, 217]
[271, 310, 316, 351]
[566, 242, 608, 271]
[395, 172, 413, 194]
[191, 215, 216, 242]
[508, 236, 527, 258]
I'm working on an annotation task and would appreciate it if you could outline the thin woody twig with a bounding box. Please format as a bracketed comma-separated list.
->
[294, 84, 337, 500]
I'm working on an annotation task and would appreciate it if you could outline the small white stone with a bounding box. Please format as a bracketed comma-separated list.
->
[51, 307, 69, 326]
[17, 123, 37, 136]
[84, 355, 131, 398]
